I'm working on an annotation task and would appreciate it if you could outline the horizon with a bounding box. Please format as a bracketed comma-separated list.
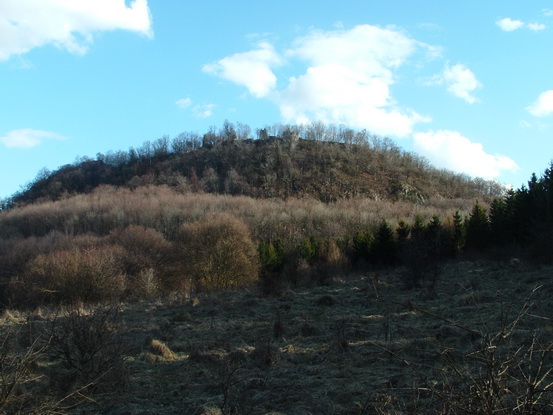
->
[2, 1, 553, 199]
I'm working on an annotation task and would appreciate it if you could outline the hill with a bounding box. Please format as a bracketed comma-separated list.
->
[7, 123, 504, 206]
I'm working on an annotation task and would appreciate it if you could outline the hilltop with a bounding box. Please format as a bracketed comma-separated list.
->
[7, 123, 504, 207]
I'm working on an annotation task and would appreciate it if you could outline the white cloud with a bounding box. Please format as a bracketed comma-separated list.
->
[528, 22, 546, 31]
[176, 97, 192, 109]
[202, 42, 282, 98]
[413, 130, 518, 179]
[496, 17, 547, 32]
[543, 8, 553, 17]
[496, 17, 525, 31]
[442, 63, 482, 103]
[527, 90, 553, 117]
[204, 25, 447, 137]
[0, 0, 152, 61]
[0, 129, 65, 149]
[175, 97, 215, 118]
[425, 63, 482, 103]
[276, 25, 433, 137]
[192, 104, 215, 119]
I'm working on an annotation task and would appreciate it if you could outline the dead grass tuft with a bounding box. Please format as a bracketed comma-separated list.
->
[149, 339, 177, 361]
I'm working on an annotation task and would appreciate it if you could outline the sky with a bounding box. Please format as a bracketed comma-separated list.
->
[1, 0, 553, 199]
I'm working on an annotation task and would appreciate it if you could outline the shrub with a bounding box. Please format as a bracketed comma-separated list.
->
[172, 213, 260, 293]
[49, 305, 129, 394]
[111, 225, 172, 274]
[111, 225, 172, 296]
[0, 326, 48, 413]
[13, 245, 126, 307]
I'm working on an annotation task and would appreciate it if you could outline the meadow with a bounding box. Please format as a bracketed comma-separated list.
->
[1, 259, 552, 414]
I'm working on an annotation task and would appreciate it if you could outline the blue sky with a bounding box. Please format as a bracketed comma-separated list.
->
[1, 0, 553, 199]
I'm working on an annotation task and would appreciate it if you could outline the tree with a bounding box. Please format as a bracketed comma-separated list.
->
[352, 231, 373, 264]
[259, 239, 286, 273]
[489, 198, 509, 246]
[426, 215, 443, 257]
[411, 215, 425, 239]
[372, 221, 396, 266]
[452, 210, 465, 255]
[396, 220, 410, 243]
[465, 201, 490, 252]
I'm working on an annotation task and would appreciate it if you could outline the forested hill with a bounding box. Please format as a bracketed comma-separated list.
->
[7, 123, 504, 206]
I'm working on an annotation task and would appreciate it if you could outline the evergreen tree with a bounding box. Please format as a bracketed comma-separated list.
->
[465, 201, 490, 251]
[372, 221, 397, 266]
[259, 239, 286, 272]
[411, 215, 425, 239]
[489, 198, 508, 246]
[300, 236, 321, 265]
[452, 211, 465, 255]
[352, 231, 373, 263]
[396, 220, 410, 243]
[426, 215, 443, 257]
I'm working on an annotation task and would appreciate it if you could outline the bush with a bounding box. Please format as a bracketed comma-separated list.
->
[171, 213, 260, 293]
[49, 305, 129, 394]
[111, 225, 172, 297]
[12, 245, 126, 307]
[0, 326, 48, 413]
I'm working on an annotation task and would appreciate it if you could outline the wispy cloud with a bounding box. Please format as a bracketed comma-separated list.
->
[0, 0, 153, 61]
[175, 97, 215, 118]
[413, 130, 518, 179]
[527, 90, 553, 117]
[528, 22, 546, 31]
[496, 17, 546, 32]
[175, 98, 192, 109]
[192, 104, 216, 119]
[0, 129, 66, 149]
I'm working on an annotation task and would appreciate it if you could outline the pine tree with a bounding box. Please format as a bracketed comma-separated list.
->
[426, 215, 443, 257]
[353, 231, 373, 263]
[396, 220, 410, 243]
[452, 210, 465, 255]
[466, 201, 490, 251]
[411, 215, 425, 239]
[372, 221, 396, 266]
[489, 198, 508, 246]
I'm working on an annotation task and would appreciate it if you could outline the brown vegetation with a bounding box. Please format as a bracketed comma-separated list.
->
[7, 122, 503, 207]
[170, 213, 260, 294]
[1, 261, 551, 414]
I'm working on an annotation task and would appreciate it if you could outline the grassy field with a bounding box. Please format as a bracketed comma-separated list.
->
[2, 260, 553, 414]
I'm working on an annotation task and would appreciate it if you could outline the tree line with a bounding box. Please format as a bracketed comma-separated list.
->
[2, 121, 504, 208]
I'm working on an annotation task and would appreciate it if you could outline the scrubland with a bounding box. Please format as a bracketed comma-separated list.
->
[1, 260, 552, 414]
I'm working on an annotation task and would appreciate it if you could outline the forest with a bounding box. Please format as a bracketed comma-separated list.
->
[0, 121, 550, 307]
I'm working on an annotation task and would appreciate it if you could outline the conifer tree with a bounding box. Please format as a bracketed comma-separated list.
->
[396, 220, 410, 243]
[426, 215, 443, 257]
[372, 221, 396, 266]
[411, 215, 425, 239]
[465, 201, 490, 251]
[452, 211, 465, 255]
[489, 198, 508, 246]
[353, 231, 373, 264]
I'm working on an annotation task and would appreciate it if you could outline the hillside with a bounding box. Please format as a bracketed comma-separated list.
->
[7, 123, 504, 206]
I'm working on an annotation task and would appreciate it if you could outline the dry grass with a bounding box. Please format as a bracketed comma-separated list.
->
[1, 260, 552, 414]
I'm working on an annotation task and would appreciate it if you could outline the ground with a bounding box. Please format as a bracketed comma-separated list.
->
[2, 260, 553, 414]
